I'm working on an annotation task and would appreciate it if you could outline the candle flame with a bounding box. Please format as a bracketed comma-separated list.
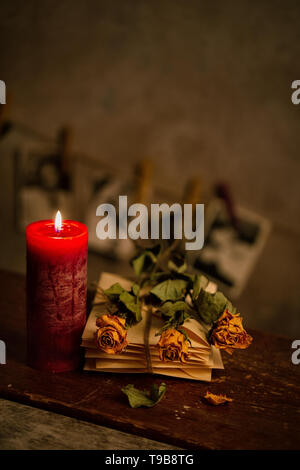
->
[55, 210, 62, 233]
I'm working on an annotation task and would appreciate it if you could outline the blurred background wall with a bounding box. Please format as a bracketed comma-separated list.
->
[1, 0, 300, 335]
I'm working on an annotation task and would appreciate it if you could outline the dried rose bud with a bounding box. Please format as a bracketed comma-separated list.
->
[157, 328, 189, 363]
[95, 314, 128, 354]
[210, 309, 252, 354]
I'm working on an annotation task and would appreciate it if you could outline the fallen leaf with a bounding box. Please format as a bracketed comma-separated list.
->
[121, 383, 167, 408]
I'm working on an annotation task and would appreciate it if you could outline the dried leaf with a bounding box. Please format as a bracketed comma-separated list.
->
[151, 279, 188, 302]
[122, 383, 167, 408]
[104, 283, 141, 326]
[159, 301, 192, 317]
[104, 283, 125, 299]
[168, 259, 187, 273]
[195, 290, 236, 325]
[192, 274, 209, 300]
[119, 291, 141, 322]
[131, 245, 160, 276]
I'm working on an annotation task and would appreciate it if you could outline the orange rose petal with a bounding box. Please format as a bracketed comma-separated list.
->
[97, 314, 127, 337]
[203, 391, 233, 405]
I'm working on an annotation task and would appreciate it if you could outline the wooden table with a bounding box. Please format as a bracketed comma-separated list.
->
[0, 269, 299, 450]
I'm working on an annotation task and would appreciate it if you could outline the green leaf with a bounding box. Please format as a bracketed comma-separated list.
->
[155, 302, 191, 335]
[155, 319, 190, 342]
[168, 259, 187, 273]
[104, 282, 141, 326]
[227, 300, 236, 315]
[159, 301, 192, 317]
[150, 279, 188, 302]
[177, 326, 192, 344]
[131, 253, 146, 276]
[104, 283, 126, 300]
[121, 383, 167, 408]
[131, 283, 140, 297]
[139, 271, 169, 289]
[192, 274, 209, 300]
[150, 271, 168, 281]
[119, 291, 141, 322]
[131, 248, 159, 276]
[195, 290, 236, 325]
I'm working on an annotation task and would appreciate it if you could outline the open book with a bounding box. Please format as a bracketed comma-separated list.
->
[82, 273, 224, 381]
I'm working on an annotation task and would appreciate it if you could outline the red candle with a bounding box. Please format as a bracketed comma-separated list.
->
[26, 212, 88, 372]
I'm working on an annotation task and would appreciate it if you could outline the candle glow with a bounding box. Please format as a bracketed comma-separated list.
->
[55, 210, 62, 233]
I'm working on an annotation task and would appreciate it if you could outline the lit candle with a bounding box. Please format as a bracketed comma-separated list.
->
[26, 211, 88, 372]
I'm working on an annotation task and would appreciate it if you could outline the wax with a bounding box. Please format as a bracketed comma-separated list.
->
[26, 219, 88, 372]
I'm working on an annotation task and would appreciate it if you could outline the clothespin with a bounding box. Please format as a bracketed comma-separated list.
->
[134, 158, 153, 205]
[183, 177, 202, 205]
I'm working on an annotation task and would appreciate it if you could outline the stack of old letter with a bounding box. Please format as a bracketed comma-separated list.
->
[81, 273, 223, 381]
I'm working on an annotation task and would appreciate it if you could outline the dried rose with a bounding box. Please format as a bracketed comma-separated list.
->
[210, 309, 252, 354]
[204, 391, 233, 405]
[95, 314, 128, 354]
[157, 328, 189, 363]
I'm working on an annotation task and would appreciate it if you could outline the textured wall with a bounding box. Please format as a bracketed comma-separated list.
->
[1, 0, 300, 334]
[1, 0, 300, 228]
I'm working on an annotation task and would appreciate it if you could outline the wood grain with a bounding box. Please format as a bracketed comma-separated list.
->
[0, 269, 299, 450]
[0, 398, 178, 450]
